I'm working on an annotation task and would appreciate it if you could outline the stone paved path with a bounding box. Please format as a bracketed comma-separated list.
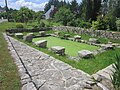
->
[4, 34, 95, 90]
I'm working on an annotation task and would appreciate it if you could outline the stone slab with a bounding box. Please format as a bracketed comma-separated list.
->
[78, 50, 93, 58]
[34, 40, 47, 48]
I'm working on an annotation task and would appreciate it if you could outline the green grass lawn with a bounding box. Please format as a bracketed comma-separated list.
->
[0, 22, 21, 90]
[33, 36, 99, 56]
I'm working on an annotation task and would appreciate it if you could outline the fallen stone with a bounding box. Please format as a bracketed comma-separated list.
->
[23, 34, 33, 42]
[101, 44, 114, 50]
[51, 46, 65, 55]
[34, 40, 47, 48]
[15, 33, 23, 39]
[74, 35, 81, 42]
[78, 50, 93, 59]
[89, 38, 99, 43]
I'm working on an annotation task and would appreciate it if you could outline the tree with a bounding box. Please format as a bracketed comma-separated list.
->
[116, 18, 120, 31]
[101, 0, 120, 17]
[44, 0, 59, 13]
[80, 0, 93, 21]
[35, 11, 44, 24]
[54, 6, 74, 26]
[5, 0, 9, 20]
[92, 0, 101, 21]
[44, 0, 69, 13]
[70, 0, 79, 16]
[15, 7, 35, 23]
[104, 9, 117, 30]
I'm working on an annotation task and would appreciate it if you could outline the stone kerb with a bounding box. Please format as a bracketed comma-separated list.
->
[15, 33, 23, 39]
[34, 40, 47, 48]
[51, 46, 65, 55]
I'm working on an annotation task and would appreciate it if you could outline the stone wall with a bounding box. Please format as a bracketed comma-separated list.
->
[6, 27, 51, 33]
[52, 26, 120, 40]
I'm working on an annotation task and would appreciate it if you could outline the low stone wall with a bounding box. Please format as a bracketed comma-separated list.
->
[52, 26, 120, 40]
[6, 27, 52, 33]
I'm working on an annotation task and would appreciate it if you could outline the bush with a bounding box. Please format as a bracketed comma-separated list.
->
[92, 16, 108, 30]
[104, 10, 117, 31]
[39, 22, 45, 28]
[32, 25, 38, 29]
[92, 21, 100, 30]
[79, 21, 91, 28]
[16, 23, 24, 29]
[116, 18, 120, 31]
[111, 54, 120, 90]
[67, 18, 91, 28]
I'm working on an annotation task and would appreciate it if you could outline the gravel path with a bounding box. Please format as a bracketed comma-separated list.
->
[4, 33, 95, 90]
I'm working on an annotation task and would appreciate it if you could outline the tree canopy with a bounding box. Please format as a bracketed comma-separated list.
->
[54, 6, 74, 26]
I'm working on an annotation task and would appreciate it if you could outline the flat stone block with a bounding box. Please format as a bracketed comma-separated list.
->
[27, 33, 34, 37]
[34, 40, 47, 48]
[15, 33, 23, 39]
[51, 46, 65, 55]
[89, 38, 99, 43]
[78, 50, 93, 59]
[74, 35, 81, 42]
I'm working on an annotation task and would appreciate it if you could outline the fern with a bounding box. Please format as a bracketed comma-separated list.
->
[111, 54, 120, 90]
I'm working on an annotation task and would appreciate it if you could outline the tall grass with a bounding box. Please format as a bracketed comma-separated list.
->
[0, 22, 21, 90]
[111, 54, 120, 90]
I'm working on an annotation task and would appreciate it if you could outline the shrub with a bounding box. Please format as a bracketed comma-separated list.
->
[16, 23, 24, 29]
[116, 18, 120, 31]
[67, 18, 91, 28]
[32, 25, 38, 29]
[92, 21, 100, 30]
[92, 16, 108, 30]
[79, 21, 91, 28]
[111, 54, 120, 90]
[39, 22, 45, 28]
[104, 10, 117, 31]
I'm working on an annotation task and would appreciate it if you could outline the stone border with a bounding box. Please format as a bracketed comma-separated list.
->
[6, 27, 51, 33]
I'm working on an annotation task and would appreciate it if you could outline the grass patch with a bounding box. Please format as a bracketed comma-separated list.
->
[33, 36, 99, 56]
[0, 22, 21, 90]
